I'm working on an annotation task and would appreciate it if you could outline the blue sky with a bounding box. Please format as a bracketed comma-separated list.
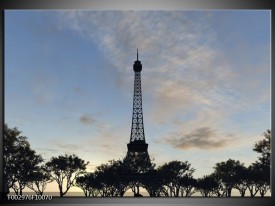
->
[5, 10, 270, 193]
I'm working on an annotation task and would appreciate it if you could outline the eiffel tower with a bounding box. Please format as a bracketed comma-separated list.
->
[122, 49, 155, 196]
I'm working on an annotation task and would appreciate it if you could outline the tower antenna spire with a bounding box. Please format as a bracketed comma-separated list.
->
[129, 48, 146, 149]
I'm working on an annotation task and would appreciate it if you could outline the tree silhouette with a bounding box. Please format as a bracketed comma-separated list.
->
[75, 172, 101, 197]
[122, 152, 155, 196]
[46, 154, 88, 197]
[26, 165, 52, 195]
[246, 164, 260, 197]
[210, 173, 226, 197]
[214, 159, 245, 197]
[11, 149, 43, 195]
[251, 161, 270, 197]
[4, 123, 43, 195]
[253, 129, 271, 166]
[94, 160, 129, 197]
[94, 164, 111, 197]
[196, 174, 219, 197]
[157, 161, 195, 197]
[178, 175, 197, 197]
[4, 123, 27, 192]
[244, 129, 271, 197]
[233, 164, 249, 197]
[140, 169, 162, 197]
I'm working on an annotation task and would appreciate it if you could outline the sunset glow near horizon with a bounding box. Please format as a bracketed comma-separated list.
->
[5, 10, 270, 194]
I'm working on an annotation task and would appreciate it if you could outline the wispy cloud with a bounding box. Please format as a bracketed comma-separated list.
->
[79, 113, 109, 131]
[57, 11, 270, 128]
[30, 71, 59, 105]
[79, 114, 96, 125]
[73, 87, 85, 94]
[57, 11, 215, 73]
[162, 127, 237, 150]
[54, 142, 82, 150]
[49, 139, 91, 154]
[38, 148, 60, 153]
[35, 147, 61, 160]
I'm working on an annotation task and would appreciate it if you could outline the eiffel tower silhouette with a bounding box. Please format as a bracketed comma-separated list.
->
[122, 49, 155, 196]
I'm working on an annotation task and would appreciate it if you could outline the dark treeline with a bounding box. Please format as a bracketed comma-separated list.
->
[3, 123, 271, 197]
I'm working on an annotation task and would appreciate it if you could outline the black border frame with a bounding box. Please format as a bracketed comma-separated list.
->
[0, 0, 273, 205]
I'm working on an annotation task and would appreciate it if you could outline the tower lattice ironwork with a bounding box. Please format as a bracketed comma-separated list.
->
[127, 49, 148, 152]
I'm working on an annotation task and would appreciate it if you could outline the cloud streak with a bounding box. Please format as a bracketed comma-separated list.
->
[162, 127, 237, 150]
[79, 113, 109, 132]
[79, 114, 96, 125]
[30, 71, 59, 105]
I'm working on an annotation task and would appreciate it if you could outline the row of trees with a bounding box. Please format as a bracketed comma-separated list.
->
[3, 124, 271, 197]
[74, 157, 270, 197]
